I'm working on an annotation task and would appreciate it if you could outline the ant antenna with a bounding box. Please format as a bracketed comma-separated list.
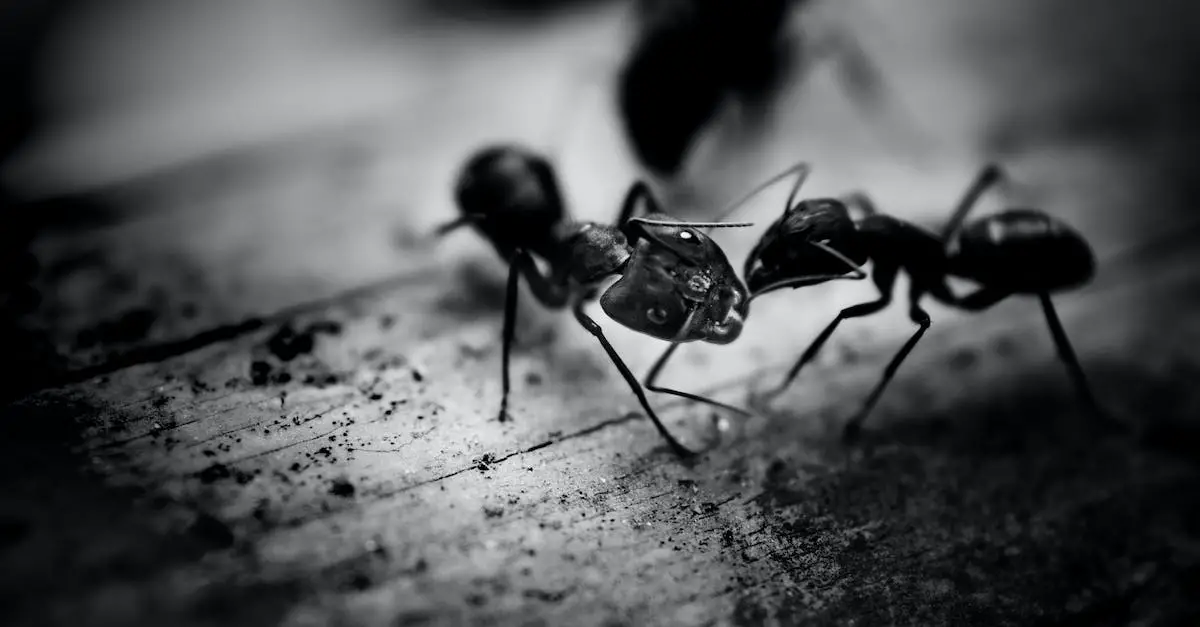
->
[815, 9, 939, 168]
[707, 160, 813, 226]
[630, 218, 755, 229]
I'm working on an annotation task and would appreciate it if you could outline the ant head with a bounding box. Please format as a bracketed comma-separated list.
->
[744, 198, 866, 293]
[601, 220, 748, 345]
[951, 209, 1096, 292]
[451, 145, 565, 238]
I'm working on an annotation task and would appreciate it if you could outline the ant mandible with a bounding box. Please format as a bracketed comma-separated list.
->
[644, 162, 1114, 442]
[440, 144, 757, 457]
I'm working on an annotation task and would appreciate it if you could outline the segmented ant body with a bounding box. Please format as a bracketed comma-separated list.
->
[745, 164, 1109, 439]
[645, 163, 1111, 442]
[442, 144, 755, 456]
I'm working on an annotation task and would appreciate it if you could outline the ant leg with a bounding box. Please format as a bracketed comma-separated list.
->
[1037, 293, 1120, 431]
[761, 263, 898, 400]
[643, 343, 753, 417]
[940, 164, 1005, 243]
[495, 250, 570, 423]
[497, 257, 521, 423]
[572, 291, 699, 457]
[843, 289, 933, 441]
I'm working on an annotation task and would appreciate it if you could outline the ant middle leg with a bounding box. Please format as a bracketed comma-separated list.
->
[572, 290, 699, 457]
[760, 263, 899, 401]
[843, 286, 933, 441]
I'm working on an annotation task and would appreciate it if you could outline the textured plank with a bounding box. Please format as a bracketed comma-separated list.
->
[5, 2, 1200, 626]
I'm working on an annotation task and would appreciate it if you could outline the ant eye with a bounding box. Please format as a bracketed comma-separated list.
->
[646, 307, 669, 324]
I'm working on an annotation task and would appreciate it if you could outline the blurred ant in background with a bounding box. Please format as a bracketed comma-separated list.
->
[617, 0, 897, 177]
[644, 160, 1116, 442]
[440, 144, 758, 456]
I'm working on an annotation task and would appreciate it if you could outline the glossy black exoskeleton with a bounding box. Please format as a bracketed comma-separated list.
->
[442, 144, 756, 456]
[740, 163, 1110, 439]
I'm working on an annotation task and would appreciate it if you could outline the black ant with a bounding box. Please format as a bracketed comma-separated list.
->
[644, 162, 1114, 442]
[440, 143, 759, 456]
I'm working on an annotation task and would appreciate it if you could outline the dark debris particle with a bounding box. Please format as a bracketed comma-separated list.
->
[250, 361, 272, 386]
[265, 320, 344, 362]
[329, 478, 356, 498]
[197, 463, 232, 484]
[473, 452, 499, 472]
[266, 324, 314, 361]
[196, 463, 254, 485]
[525, 371, 543, 386]
[523, 588, 572, 603]
[483, 506, 504, 519]
[412, 368, 425, 383]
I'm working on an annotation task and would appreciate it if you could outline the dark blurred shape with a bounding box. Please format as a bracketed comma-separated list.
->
[409, 0, 612, 22]
[618, 0, 797, 176]
[0, 0, 98, 401]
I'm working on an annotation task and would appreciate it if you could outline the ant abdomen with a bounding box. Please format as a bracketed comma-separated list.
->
[951, 209, 1096, 293]
[453, 145, 566, 251]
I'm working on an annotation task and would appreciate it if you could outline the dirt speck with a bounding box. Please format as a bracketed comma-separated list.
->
[330, 478, 356, 498]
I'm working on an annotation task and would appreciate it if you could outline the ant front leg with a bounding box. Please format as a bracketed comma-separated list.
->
[496, 250, 569, 423]
[643, 342, 754, 417]
[759, 263, 898, 402]
[572, 290, 699, 457]
[843, 286, 933, 442]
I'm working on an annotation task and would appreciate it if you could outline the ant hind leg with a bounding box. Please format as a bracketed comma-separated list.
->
[760, 263, 899, 403]
[1037, 293, 1122, 433]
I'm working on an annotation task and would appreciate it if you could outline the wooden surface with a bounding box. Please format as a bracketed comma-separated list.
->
[3, 2, 1200, 626]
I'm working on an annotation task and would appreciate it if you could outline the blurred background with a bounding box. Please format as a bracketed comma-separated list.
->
[3, 3, 1200, 625]
[2, 0, 1200, 410]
